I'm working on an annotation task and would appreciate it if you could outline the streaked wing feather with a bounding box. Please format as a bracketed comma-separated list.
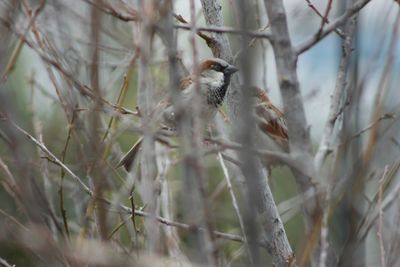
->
[180, 76, 193, 90]
[255, 102, 288, 148]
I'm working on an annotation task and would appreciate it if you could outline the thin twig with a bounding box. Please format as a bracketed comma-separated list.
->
[174, 23, 272, 40]
[82, 0, 140, 22]
[0, 17, 139, 117]
[4, 115, 266, 248]
[304, 0, 344, 38]
[1, 0, 45, 83]
[7, 118, 93, 195]
[205, 136, 313, 178]
[217, 153, 247, 242]
[377, 166, 388, 267]
[0, 257, 14, 267]
[173, 13, 215, 45]
[296, 0, 372, 55]
[357, 162, 400, 241]
[82, 1, 272, 40]
[58, 108, 78, 239]
[317, 0, 334, 34]
[339, 113, 396, 147]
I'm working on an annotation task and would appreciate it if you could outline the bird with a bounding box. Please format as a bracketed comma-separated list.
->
[118, 58, 238, 171]
[250, 86, 289, 153]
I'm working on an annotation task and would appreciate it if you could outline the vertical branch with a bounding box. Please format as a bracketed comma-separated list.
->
[235, 2, 265, 265]
[159, 2, 216, 265]
[314, 0, 358, 171]
[136, 1, 159, 252]
[316, 12, 357, 267]
[186, 0, 218, 265]
[263, 0, 313, 158]
[263, 0, 320, 235]
[217, 153, 246, 241]
[263, 1, 326, 266]
[200, 1, 296, 266]
[158, 146, 187, 261]
[89, 0, 109, 240]
[377, 166, 388, 267]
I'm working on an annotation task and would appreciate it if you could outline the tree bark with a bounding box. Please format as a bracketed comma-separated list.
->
[200, 1, 296, 266]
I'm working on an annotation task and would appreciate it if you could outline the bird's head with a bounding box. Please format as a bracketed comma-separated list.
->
[249, 86, 271, 103]
[199, 58, 239, 77]
[196, 58, 238, 107]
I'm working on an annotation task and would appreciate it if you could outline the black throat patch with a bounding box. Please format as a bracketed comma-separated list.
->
[206, 74, 231, 107]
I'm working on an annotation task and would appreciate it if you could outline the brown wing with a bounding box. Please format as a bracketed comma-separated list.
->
[255, 101, 289, 150]
[179, 75, 193, 91]
[153, 74, 192, 120]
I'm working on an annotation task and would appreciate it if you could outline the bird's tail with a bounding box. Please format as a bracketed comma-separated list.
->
[117, 137, 143, 171]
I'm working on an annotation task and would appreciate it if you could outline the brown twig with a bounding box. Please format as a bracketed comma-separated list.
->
[58, 108, 79, 239]
[303, 0, 344, 38]
[339, 113, 396, 147]
[4, 116, 269, 248]
[173, 13, 215, 45]
[0, 17, 139, 117]
[317, 0, 334, 33]
[1, 0, 45, 83]
[83, 0, 140, 22]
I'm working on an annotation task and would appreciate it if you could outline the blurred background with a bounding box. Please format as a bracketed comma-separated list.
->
[0, 0, 399, 266]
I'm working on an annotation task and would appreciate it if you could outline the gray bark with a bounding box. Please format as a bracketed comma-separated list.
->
[200, 1, 296, 266]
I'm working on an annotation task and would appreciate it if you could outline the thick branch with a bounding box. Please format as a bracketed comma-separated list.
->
[200, 1, 296, 266]
[264, 0, 322, 265]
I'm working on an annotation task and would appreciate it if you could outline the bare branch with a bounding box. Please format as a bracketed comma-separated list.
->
[377, 166, 388, 267]
[6, 118, 93, 196]
[303, 0, 344, 38]
[4, 115, 255, 247]
[314, 14, 358, 171]
[174, 23, 271, 40]
[201, 1, 296, 266]
[217, 153, 247, 242]
[263, 0, 323, 265]
[0, 257, 14, 267]
[296, 0, 372, 55]
[315, 11, 358, 267]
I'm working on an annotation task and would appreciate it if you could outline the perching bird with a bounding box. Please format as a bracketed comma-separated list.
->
[118, 58, 238, 171]
[250, 86, 289, 154]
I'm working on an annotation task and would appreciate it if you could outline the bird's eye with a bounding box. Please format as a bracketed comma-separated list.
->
[213, 64, 222, 71]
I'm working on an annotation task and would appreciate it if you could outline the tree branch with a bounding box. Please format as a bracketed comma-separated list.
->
[263, 0, 323, 265]
[296, 0, 372, 55]
[200, 1, 296, 266]
[5, 116, 256, 247]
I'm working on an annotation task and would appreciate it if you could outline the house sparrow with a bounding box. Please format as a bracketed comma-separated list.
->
[118, 58, 238, 171]
[250, 86, 289, 153]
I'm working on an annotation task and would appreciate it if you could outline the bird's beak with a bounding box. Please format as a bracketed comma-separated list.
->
[224, 65, 239, 75]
